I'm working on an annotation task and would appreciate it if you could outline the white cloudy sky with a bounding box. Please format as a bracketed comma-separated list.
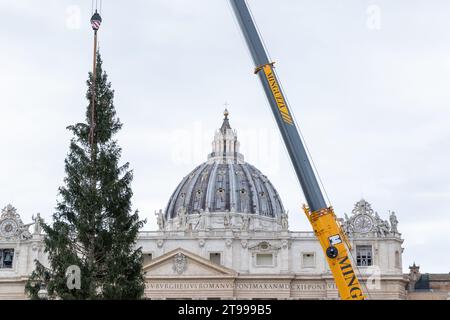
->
[1, 0, 449, 273]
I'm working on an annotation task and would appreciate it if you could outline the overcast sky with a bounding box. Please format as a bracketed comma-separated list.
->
[1, 0, 449, 273]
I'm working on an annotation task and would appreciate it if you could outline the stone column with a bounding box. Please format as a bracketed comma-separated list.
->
[224, 231, 233, 268]
[280, 239, 289, 273]
[240, 237, 249, 272]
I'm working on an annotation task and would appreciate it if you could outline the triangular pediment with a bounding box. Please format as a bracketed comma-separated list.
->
[143, 248, 237, 278]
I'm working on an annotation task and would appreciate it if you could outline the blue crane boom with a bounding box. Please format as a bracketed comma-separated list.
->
[230, 0, 326, 212]
[229, 0, 365, 300]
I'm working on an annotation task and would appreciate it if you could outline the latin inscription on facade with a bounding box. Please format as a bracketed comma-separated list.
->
[145, 281, 337, 291]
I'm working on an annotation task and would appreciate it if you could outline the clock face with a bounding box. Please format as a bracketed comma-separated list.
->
[353, 215, 373, 233]
[0, 219, 19, 238]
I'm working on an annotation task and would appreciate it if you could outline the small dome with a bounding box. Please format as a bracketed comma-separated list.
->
[164, 110, 285, 221]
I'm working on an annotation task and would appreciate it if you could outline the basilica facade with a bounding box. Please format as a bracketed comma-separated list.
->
[0, 111, 435, 299]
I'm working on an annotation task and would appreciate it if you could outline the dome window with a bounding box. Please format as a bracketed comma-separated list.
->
[218, 188, 224, 193]
[240, 188, 246, 194]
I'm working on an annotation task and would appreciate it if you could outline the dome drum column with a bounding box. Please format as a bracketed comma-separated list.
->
[228, 163, 237, 213]
[205, 162, 219, 212]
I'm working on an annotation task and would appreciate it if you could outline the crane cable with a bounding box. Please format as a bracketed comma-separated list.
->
[89, 0, 102, 147]
[91, 0, 103, 15]
[87, 0, 103, 274]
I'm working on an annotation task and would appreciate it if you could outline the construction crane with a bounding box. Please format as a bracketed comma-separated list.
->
[229, 0, 365, 300]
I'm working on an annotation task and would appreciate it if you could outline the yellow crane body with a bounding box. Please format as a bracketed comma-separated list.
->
[304, 206, 365, 300]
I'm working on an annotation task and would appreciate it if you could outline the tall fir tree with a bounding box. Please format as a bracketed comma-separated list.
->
[25, 53, 145, 299]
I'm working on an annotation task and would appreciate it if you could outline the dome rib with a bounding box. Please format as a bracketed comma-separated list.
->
[205, 162, 219, 212]
[228, 163, 237, 212]
[241, 164, 259, 214]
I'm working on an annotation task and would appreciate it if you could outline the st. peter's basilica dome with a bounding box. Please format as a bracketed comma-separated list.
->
[161, 110, 288, 232]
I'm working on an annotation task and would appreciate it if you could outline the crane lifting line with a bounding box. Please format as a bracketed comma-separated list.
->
[89, 0, 102, 147]
[89, 27, 97, 147]
[91, 0, 103, 16]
